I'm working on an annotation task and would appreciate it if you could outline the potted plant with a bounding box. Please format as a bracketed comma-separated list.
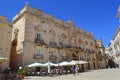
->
[17, 67, 26, 79]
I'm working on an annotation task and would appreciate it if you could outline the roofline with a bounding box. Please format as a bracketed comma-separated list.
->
[112, 26, 120, 40]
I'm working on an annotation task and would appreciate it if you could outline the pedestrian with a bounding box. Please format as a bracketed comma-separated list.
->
[72, 65, 76, 75]
[75, 65, 79, 74]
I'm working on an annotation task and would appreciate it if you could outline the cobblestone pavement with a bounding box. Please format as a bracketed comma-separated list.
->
[23, 68, 120, 80]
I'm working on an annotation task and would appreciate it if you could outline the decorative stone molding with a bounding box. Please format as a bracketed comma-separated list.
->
[34, 54, 44, 59]
[35, 38, 45, 46]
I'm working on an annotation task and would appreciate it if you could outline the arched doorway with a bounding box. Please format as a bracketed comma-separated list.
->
[72, 53, 78, 60]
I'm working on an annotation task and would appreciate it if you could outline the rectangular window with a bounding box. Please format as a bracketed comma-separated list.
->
[50, 37, 54, 42]
[36, 33, 41, 41]
[36, 49, 40, 56]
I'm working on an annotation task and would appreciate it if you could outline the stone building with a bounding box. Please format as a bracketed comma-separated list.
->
[96, 39, 106, 69]
[0, 16, 12, 71]
[10, 4, 98, 71]
[105, 5, 120, 65]
[106, 27, 120, 65]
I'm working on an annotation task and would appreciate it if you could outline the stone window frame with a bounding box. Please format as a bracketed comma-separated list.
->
[36, 48, 40, 56]
[36, 32, 41, 41]
[49, 29, 56, 43]
[85, 40, 88, 45]
[49, 50, 57, 60]
[78, 38, 83, 47]
[71, 38, 76, 47]
[60, 33, 67, 44]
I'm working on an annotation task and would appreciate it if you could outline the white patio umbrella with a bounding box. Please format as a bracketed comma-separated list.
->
[70, 60, 88, 65]
[59, 61, 72, 66]
[70, 60, 79, 65]
[28, 62, 44, 67]
[44, 61, 58, 73]
[78, 60, 88, 64]
[44, 61, 58, 67]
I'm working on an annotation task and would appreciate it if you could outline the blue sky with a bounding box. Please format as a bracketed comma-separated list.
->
[0, 0, 120, 47]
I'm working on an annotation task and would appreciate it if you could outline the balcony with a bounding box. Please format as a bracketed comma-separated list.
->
[34, 54, 44, 59]
[114, 38, 120, 44]
[85, 49, 91, 53]
[35, 39, 45, 46]
[49, 41, 57, 47]
[49, 54, 57, 60]
[116, 50, 120, 57]
[66, 45, 79, 49]
[59, 41, 66, 48]
[66, 45, 72, 48]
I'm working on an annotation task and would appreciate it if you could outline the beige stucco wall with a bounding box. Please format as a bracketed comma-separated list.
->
[0, 16, 12, 71]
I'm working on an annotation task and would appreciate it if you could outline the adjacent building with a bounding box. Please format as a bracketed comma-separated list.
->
[105, 26, 120, 65]
[10, 4, 98, 71]
[96, 39, 106, 68]
[0, 16, 12, 71]
[105, 5, 120, 65]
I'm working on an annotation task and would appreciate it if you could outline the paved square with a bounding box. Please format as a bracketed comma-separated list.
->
[23, 68, 120, 80]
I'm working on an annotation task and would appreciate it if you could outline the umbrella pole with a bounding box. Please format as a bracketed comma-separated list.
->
[48, 62, 50, 74]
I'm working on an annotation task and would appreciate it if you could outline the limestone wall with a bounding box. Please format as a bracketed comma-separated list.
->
[0, 16, 12, 71]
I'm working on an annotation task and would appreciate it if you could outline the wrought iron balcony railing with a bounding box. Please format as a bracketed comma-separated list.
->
[34, 54, 44, 59]
[49, 41, 57, 47]
[35, 39, 45, 45]
[59, 41, 67, 48]
[49, 54, 57, 60]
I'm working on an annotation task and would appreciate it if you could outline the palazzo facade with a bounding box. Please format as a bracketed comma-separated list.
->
[10, 4, 98, 71]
